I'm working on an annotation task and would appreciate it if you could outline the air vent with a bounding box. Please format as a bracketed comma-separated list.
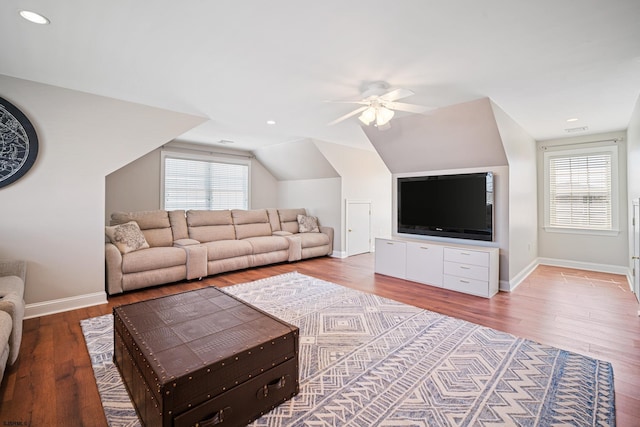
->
[565, 126, 588, 133]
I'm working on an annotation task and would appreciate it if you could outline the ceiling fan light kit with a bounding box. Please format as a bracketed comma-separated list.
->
[358, 107, 377, 125]
[359, 104, 395, 127]
[330, 81, 427, 129]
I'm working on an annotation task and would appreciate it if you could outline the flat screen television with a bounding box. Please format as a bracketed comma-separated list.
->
[397, 172, 494, 241]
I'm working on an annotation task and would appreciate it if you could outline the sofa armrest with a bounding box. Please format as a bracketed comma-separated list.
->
[319, 226, 334, 255]
[105, 243, 124, 295]
[284, 235, 302, 262]
[0, 260, 26, 282]
[0, 291, 24, 365]
[181, 245, 207, 280]
[173, 238, 201, 248]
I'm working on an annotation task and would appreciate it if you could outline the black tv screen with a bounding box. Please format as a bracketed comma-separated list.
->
[397, 172, 493, 241]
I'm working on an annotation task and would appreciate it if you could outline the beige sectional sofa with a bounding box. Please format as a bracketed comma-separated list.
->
[105, 208, 333, 295]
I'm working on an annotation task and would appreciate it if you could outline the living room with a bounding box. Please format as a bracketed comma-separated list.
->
[1, 1, 640, 425]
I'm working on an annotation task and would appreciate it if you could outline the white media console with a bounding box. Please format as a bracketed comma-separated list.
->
[375, 237, 499, 298]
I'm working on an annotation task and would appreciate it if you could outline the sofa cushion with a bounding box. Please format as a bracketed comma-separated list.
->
[266, 209, 281, 232]
[187, 210, 236, 242]
[202, 240, 253, 261]
[111, 210, 170, 229]
[110, 210, 173, 247]
[121, 247, 187, 274]
[231, 209, 268, 225]
[232, 209, 272, 239]
[236, 223, 272, 239]
[187, 209, 233, 226]
[278, 208, 306, 234]
[169, 210, 189, 240]
[243, 236, 289, 254]
[105, 221, 150, 254]
[298, 232, 330, 248]
[297, 214, 319, 233]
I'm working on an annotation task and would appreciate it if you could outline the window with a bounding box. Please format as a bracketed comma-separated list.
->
[162, 152, 249, 211]
[544, 145, 618, 234]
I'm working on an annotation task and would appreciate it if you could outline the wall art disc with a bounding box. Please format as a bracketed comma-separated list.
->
[0, 96, 39, 189]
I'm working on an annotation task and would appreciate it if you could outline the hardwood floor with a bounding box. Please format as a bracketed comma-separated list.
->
[1, 254, 638, 426]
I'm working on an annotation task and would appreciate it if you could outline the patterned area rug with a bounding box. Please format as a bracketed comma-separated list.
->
[81, 272, 615, 426]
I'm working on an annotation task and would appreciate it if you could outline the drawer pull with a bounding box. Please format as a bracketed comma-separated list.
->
[459, 266, 470, 270]
[257, 375, 288, 399]
[420, 247, 430, 250]
[460, 280, 470, 284]
[196, 407, 232, 426]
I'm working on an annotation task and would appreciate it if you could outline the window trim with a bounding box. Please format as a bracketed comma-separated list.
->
[543, 144, 619, 236]
[160, 150, 251, 211]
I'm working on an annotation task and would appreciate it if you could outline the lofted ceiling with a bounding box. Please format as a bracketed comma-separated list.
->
[2, 1, 640, 152]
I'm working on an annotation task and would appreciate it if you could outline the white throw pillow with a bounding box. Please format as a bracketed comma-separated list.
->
[105, 221, 150, 254]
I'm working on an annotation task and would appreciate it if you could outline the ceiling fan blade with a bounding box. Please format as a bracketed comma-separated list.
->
[386, 102, 430, 114]
[327, 106, 368, 126]
[326, 100, 369, 105]
[380, 88, 414, 102]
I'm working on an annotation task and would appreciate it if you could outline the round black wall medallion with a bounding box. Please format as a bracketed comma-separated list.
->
[0, 96, 39, 189]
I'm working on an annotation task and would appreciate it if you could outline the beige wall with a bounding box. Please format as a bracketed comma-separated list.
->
[314, 140, 392, 256]
[277, 178, 342, 254]
[491, 101, 539, 287]
[106, 150, 161, 220]
[536, 131, 629, 271]
[0, 75, 205, 314]
[105, 142, 279, 221]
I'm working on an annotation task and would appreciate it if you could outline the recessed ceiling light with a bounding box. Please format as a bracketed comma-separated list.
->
[19, 10, 50, 25]
[566, 118, 579, 122]
[266, 120, 276, 125]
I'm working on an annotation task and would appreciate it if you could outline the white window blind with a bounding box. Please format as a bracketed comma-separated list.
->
[546, 147, 616, 231]
[163, 156, 248, 211]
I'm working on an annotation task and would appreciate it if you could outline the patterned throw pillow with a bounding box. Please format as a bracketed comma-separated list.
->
[297, 214, 319, 233]
[105, 221, 150, 254]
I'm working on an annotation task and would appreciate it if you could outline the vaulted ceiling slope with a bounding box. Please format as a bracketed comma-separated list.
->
[254, 139, 339, 181]
[2, 1, 640, 152]
[366, 98, 508, 173]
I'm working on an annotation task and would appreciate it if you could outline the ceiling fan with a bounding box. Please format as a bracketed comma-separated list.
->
[328, 81, 430, 129]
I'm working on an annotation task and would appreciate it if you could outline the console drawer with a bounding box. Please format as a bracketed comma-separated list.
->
[443, 261, 489, 281]
[443, 248, 489, 267]
[443, 275, 490, 297]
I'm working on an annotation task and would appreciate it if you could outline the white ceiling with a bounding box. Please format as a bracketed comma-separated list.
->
[2, 1, 640, 152]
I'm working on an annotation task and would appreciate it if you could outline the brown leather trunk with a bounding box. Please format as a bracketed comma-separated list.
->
[113, 286, 299, 427]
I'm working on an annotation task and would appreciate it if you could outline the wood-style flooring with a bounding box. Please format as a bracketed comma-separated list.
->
[0, 254, 638, 426]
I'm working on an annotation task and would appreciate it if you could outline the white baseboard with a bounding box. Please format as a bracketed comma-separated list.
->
[25, 291, 108, 320]
[331, 250, 348, 259]
[537, 257, 629, 276]
[502, 259, 540, 292]
[503, 258, 632, 293]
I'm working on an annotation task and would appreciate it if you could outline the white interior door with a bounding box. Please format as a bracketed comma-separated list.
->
[633, 199, 639, 302]
[346, 200, 371, 256]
